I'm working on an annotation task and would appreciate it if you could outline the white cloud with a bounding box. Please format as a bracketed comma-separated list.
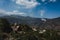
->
[0, 9, 26, 16]
[41, 0, 56, 5]
[0, 9, 6, 13]
[11, 0, 56, 9]
[40, 10, 45, 17]
[12, 0, 40, 8]
[41, 0, 46, 2]
[0, 10, 7, 16]
[7, 10, 27, 16]
[50, 0, 56, 2]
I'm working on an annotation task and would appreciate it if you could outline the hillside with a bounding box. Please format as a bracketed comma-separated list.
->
[0, 17, 60, 40]
[0, 15, 60, 30]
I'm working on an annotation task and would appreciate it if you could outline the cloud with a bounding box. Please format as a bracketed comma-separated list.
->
[0, 9, 7, 16]
[12, 0, 40, 8]
[41, 0, 56, 2]
[0, 9, 6, 13]
[11, 0, 56, 9]
[39, 10, 46, 21]
[11, 10, 27, 16]
[41, 0, 46, 2]
[40, 10, 45, 17]
[49, 0, 56, 2]
[40, 0, 57, 6]
[0, 9, 27, 16]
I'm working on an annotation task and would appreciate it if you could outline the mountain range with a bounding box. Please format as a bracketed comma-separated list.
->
[0, 14, 60, 30]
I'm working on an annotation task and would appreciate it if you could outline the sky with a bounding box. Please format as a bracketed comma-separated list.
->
[0, 0, 60, 18]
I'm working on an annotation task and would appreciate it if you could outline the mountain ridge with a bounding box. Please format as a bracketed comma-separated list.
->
[0, 15, 60, 30]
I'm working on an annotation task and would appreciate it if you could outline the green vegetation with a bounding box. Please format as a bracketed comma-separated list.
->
[0, 18, 60, 40]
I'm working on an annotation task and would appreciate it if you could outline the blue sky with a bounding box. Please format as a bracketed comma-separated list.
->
[0, 0, 60, 18]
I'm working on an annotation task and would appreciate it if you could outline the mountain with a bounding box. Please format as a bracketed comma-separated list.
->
[0, 15, 60, 30]
[1, 15, 42, 26]
[40, 17, 60, 30]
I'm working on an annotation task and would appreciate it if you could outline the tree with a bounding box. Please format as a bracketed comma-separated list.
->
[0, 18, 12, 33]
